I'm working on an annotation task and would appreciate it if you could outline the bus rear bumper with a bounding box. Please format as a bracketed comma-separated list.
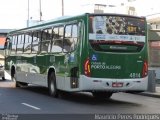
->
[79, 75, 148, 92]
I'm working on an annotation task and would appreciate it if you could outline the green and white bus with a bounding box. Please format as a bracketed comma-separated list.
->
[4, 13, 148, 99]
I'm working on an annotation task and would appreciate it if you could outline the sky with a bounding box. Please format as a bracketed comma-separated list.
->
[0, 0, 160, 29]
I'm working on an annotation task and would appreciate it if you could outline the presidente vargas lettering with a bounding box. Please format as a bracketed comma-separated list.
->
[91, 62, 121, 70]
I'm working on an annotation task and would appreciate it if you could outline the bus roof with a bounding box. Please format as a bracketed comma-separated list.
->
[8, 13, 145, 35]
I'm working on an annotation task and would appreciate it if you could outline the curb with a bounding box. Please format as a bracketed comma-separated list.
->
[137, 92, 160, 98]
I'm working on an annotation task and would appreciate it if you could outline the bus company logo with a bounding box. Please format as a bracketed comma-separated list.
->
[92, 54, 98, 61]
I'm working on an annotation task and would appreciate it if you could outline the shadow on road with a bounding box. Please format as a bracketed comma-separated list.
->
[0, 80, 141, 106]
[20, 85, 140, 107]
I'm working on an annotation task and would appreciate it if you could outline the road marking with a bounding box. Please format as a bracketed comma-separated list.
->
[22, 103, 41, 110]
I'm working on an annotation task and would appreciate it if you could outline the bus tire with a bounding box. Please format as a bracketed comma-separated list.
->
[92, 92, 113, 99]
[48, 72, 58, 98]
[16, 81, 28, 87]
[16, 81, 21, 87]
[2, 77, 5, 81]
[12, 74, 21, 88]
[11, 66, 15, 81]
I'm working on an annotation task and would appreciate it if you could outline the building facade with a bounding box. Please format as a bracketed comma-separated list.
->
[147, 14, 160, 79]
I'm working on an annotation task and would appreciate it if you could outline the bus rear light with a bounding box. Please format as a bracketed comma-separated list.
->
[142, 61, 148, 78]
[84, 58, 91, 77]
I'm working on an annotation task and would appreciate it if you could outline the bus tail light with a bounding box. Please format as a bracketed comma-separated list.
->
[142, 61, 148, 78]
[84, 58, 91, 77]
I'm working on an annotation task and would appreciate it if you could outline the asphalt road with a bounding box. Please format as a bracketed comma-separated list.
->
[0, 80, 160, 115]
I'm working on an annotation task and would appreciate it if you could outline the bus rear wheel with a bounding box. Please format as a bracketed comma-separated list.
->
[92, 92, 113, 99]
[2, 77, 5, 81]
[11, 73, 20, 87]
[48, 72, 58, 98]
[16, 81, 28, 87]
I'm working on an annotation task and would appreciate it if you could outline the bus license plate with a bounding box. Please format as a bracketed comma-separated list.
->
[112, 82, 123, 87]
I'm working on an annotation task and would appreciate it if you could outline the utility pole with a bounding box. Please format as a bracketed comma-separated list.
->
[62, 0, 64, 16]
[27, 0, 30, 27]
[39, 0, 42, 21]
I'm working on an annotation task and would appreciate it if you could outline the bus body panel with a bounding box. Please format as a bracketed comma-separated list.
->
[79, 75, 148, 92]
[89, 51, 146, 79]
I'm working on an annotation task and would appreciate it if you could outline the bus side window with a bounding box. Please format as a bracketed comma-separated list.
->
[72, 24, 78, 50]
[32, 31, 40, 53]
[10, 36, 13, 54]
[5, 36, 12, 56]
[64, 25, 72, 52]
[64, 24, 78, 52]
[47, 28, 53, 52]
[51, 27, 63, 53]
[11, 35, 17, 54]
[41, 29, 51, 53]
[17, 34, 24, 54]
[24, 33, 32, 53]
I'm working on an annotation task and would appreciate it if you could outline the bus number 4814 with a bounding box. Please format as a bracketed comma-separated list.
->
[129, 73, 140, 78]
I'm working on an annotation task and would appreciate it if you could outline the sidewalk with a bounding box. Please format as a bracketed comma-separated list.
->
[138, 86, 160, 98]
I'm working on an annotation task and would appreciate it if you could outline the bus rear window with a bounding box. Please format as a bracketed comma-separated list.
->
[89, 15, 146, 52]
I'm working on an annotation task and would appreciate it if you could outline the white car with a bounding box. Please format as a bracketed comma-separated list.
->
[0, 63, 5, 80]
